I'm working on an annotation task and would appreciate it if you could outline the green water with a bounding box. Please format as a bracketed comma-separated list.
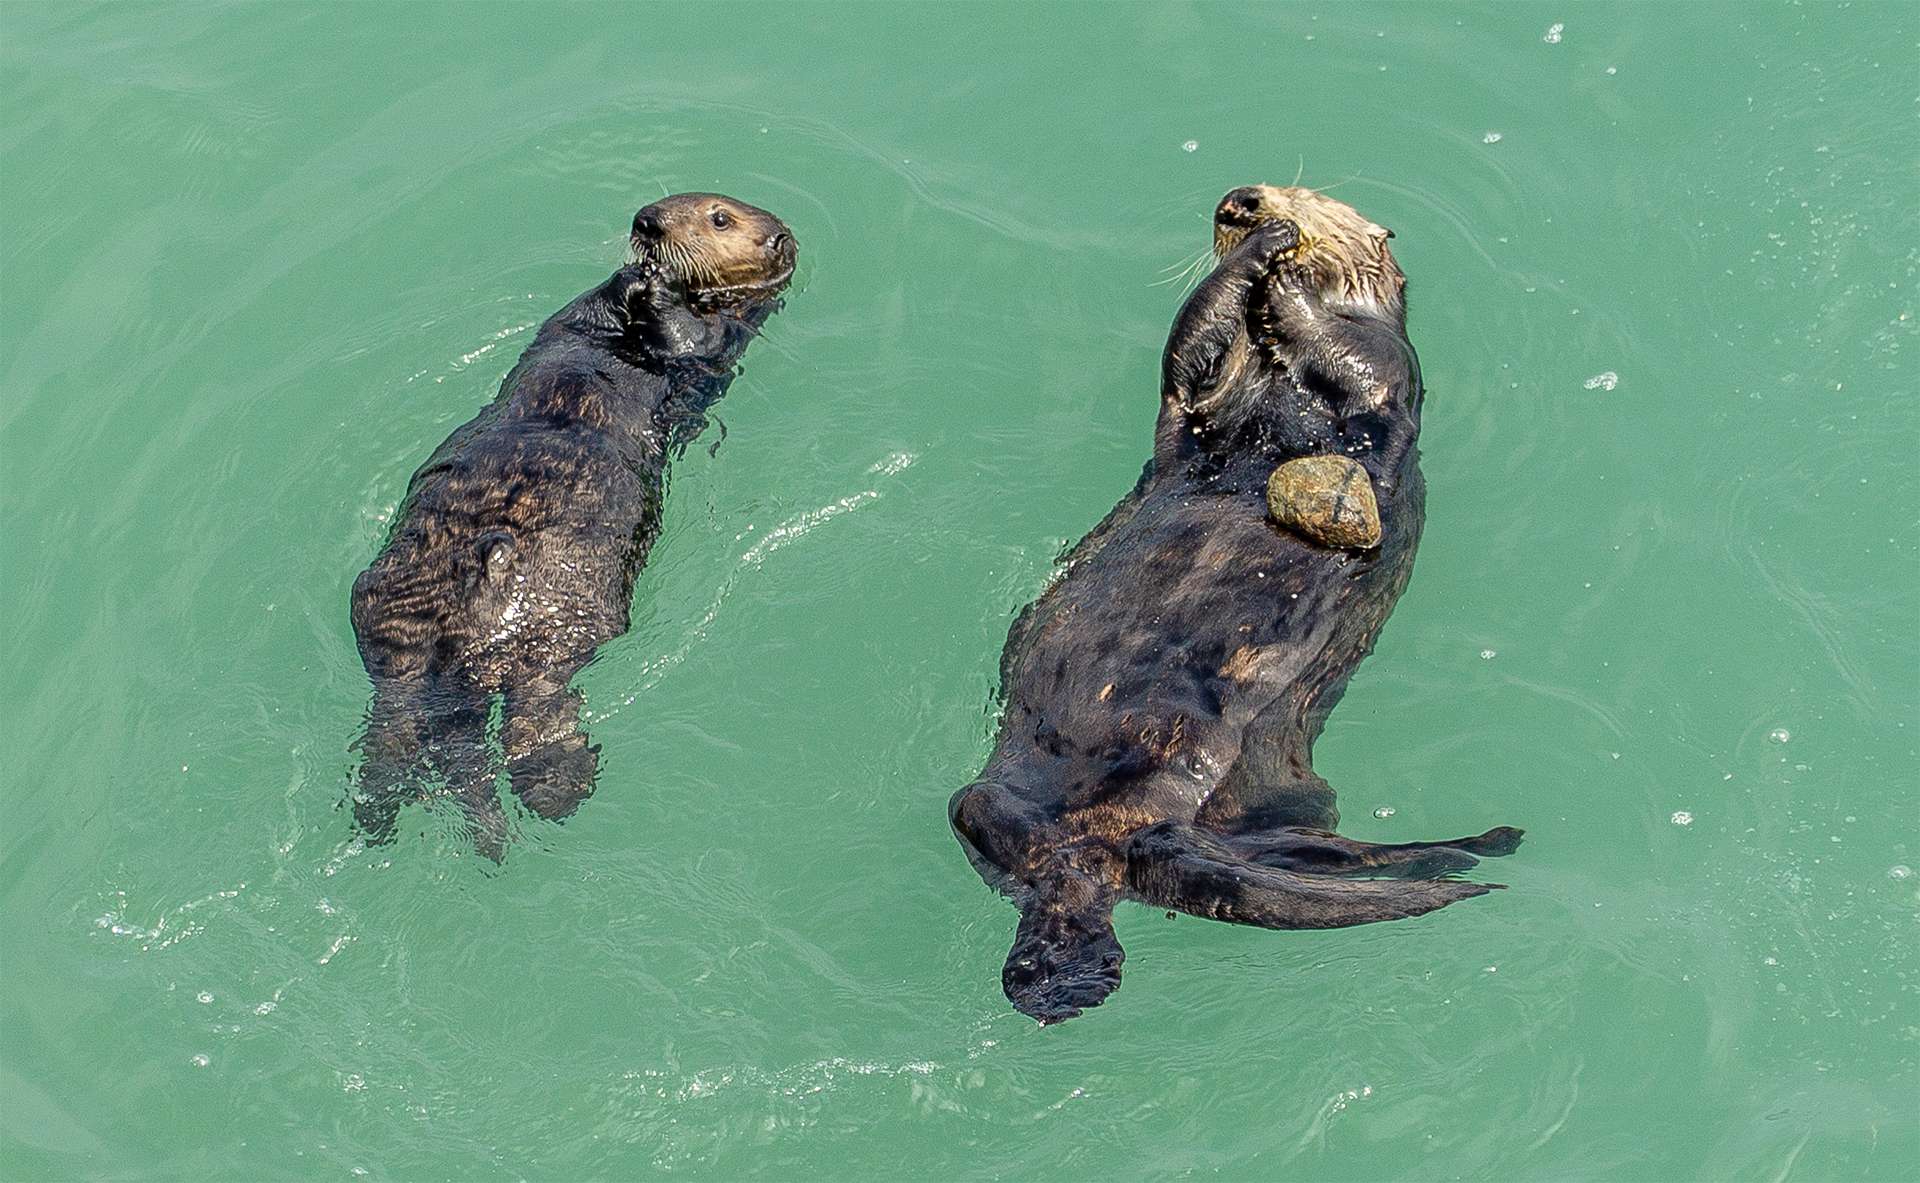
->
[3, 2, 1915, 1179]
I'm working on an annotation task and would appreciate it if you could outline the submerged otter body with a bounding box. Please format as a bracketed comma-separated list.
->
[350, 193, 796, 857]
[950, 187, 1521, 1023]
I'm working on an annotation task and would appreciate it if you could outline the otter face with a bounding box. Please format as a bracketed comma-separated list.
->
[1212, 184, 1404, 315]
[630, 193, 797, 303]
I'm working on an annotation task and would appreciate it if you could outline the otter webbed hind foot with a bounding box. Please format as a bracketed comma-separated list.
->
[458, 783, 512, 865]
[502, 677, 600, 822]
[1125, 822, 1502, 930]
[995, 844, 1127, 1025]
[1004, 901, 1125, 1025]
[350, 682, 517, 862]
[349, 682, 436, 846]
[430, 705, 512, 863]
[1223, 825, 1525, 880]
[506, 737, 599, 821]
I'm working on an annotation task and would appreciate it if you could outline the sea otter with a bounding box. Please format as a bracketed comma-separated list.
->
[949, 186, 1522, 1023]
[350, 193, 796, 859]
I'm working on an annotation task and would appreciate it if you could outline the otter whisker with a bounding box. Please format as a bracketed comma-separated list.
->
[1150, 247, 1215, 295]
[1149, 249, 1204, 286]
[1179, 248, 1218, 295]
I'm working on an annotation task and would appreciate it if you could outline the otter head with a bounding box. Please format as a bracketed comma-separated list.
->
[630, 193, 797, 307]
[1212, 185, 1404, 320]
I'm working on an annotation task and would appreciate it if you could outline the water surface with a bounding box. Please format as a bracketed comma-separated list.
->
[3, 3, 1915, 1179]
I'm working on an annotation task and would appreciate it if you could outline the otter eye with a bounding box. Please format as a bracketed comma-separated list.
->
[709, 208, 732, 230]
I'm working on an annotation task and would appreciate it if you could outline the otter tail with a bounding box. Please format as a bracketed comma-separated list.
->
[1124, 820, 1519, 930]
[350, 679, 511, 862]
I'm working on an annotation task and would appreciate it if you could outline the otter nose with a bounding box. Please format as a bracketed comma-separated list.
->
[1216, 187, 1264, 226]
[767, 230, 796, 265]
[631, 208, 664, 243]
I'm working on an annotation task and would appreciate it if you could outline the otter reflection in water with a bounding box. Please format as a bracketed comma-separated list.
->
[349, 194, 796, 859]
[950, 187, 1522, 1023]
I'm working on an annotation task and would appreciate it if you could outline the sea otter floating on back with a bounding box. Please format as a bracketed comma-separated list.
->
[350, 194, 796, 859]
[950, 185, 1522, 1023]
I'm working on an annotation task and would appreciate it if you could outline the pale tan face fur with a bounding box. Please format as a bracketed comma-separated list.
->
[1211, 185, 1404, 319]
[630, 193, 797, 300]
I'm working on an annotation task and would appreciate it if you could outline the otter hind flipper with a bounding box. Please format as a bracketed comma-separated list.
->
[1124, 821, 1500, 930]
[350, 680, 434, 845]
[502, 674, 599, 822]
[1003, 895, 1125, 1026]
[1223, 825, 1525, 880]
[351, 680, 512, 862]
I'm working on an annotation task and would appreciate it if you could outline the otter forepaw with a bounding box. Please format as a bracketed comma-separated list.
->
[1238, 218, 1302, 264]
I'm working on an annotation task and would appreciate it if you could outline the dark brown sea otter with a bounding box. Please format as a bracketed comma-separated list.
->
[949, 185, 1521, 1023]
[350, 193, 796, 859]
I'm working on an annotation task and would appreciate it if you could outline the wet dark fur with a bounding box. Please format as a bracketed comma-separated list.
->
[950, 217, 1522, 1023]
[349, 196, 793, 859]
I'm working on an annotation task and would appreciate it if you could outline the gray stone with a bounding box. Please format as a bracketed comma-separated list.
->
[1267, 454, 1381, 549]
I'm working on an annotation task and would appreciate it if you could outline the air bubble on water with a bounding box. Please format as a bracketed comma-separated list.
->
[868, 451, 917, 477]
[1482, 131, 1503, 144]
[1670, 811, 1695, 826]
[196, 991, 214, 1004]
[190, 1054, 210, 1068]
[1480, 649, 1497, 660]
[1543, 22, 1565, 44]
[1768, 728, 1791, 744]
[254, 1001, 276, 1015]
[1181, 140, 1199, 153]
[1583, 371, 1620, 391]
[1890, 865, 1914, 881]
[1605, 66, 1619, 76]
[1372, 806, 1396, 819]
[342, 1073, 366, 1093]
